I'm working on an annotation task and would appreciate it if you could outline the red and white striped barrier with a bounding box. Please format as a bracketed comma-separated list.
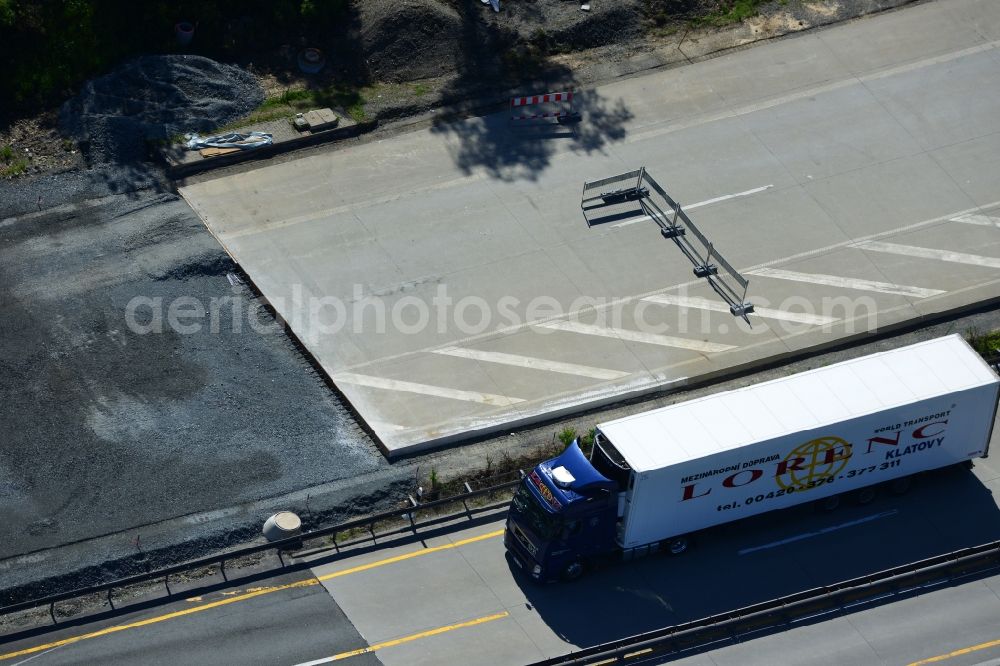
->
[509, 91, 580, 124]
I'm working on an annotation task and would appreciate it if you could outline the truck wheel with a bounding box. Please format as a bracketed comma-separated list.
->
[889, 476, 912, 495]
[665, 536, 690, 555]
[817, 495, 841, 512]
[855, 486, 877, 505]
[560, 558, 586, 582]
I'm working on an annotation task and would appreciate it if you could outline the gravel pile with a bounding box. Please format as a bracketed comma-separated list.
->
[359, 0, 648, 83]
[361, 2, 464, 82]
[59, 55, 263, 165]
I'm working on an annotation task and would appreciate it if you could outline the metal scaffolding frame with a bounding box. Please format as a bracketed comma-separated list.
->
[581, 167, 754, 321]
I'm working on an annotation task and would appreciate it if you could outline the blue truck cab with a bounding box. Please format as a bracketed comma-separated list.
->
[504, 440, 624, 582]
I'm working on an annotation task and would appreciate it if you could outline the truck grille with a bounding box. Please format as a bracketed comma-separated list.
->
[513, 524, 538, 556]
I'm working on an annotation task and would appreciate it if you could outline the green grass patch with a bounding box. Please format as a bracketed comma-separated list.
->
[0, 158, 28, 177]
[0, 144, 14, 162]
[411, 83, 429, 97]
[967, 327, 1000, 358]
[557, 427, 577, 448]
[214, 84, 368, 133]
[692, 0, 765, 27]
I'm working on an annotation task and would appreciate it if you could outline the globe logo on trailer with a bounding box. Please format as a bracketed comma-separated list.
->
[775, 436, 853, 490]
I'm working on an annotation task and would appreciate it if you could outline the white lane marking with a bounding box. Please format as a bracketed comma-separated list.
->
[11, 643, 72, 666]
[738, 510, 898, 556]
[330, 372, 524, 406]
[951, 213, 1000, 228]
[336, 197, 1000, 374]
[851, 241, 1000, 270]
[746, 267, 946, 299]
[612, 185, 774, 228]
[535, 320, 736, 353]
[433, 347, 630, 380]
[642, 294, 837, 326]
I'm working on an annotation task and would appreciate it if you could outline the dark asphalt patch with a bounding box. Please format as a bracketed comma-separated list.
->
[0, 192, 387, 569]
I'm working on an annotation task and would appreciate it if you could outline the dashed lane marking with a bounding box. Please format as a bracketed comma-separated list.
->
[535, 320, 736, 353]
[433, 346, 630, 380]
[329, 372, 525, 406]
[745, 267, 945, 299]
[291, 611, 510, 665]
[851, 241, 1000, 270]
[738, 510, 898, 555]
[908, 637, 1000, 665]
[642, 294, 838, 326]
[950, 213, 1000, 228]
[612, 185, 774, 228]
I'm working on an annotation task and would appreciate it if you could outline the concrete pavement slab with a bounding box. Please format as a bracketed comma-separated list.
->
[931, 132, 1000, 208]
[845, 580, 1000, 665]
[181, 0, 1000, 455]
[815, 0, 991, 75]
[799, 152, 978, 239]
[863, 48, 1000, 152]
[503, 603, 576, 661]
[738, 84, 924, 186]
[687, 33, 852, 108]
[372, 608, 541, 666]
[317, 544, 505, 644]
[674, 616, 883, 666]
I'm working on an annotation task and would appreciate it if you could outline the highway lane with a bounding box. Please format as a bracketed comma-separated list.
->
[181, 0, 1000, 455]
[5, 449, 996, 665]
[0, 571, 379, 666]
[670, 573, 1000, 666]
[306, 457, 1000, 665]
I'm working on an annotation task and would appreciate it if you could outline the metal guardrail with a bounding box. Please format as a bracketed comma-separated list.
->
[529, 539, 1000, 666]
[7, 355, 998, 627]
[0, 475, 522, 623]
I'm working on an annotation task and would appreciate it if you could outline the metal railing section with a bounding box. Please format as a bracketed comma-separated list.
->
[581, 168, 754, 321]
[529, 538, 1000, 665]
[0, 475, 523, 622]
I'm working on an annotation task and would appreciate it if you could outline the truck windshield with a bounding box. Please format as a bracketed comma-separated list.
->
[591, 432, 631, 488]
[511, 482, 561, 539]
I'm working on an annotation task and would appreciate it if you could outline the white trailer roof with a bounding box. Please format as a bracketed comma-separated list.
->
[598, 335, 999, 473]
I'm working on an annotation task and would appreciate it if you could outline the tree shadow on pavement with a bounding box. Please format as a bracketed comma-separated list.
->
[431, 90, 633, 182]
[427, 2, 633, 182]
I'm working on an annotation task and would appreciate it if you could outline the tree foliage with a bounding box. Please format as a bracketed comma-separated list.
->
[0, 0, 349, 117]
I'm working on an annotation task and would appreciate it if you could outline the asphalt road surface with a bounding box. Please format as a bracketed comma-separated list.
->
[0, 571, 380, 666]
[182, 0, 1000, 455]
[3, 447, 998, 665]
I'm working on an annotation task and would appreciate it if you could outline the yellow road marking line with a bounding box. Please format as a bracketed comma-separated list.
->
[295, 611, 510, 665]
[315, 529, 503, 582]
[908, 637, 1000, 665]
[0, 579, 319, 662]
[625, 647, 653, 659]
[0, 529, 505, 662]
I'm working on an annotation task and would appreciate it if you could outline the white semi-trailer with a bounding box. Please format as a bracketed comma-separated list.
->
[504, 335, 999, 582]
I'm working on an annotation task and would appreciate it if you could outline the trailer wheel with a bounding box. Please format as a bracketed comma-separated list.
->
[665, 536, 690, 555]
[889, 476, 913, 495]
[854, 486, 877, 505]
[560, 558, 586, 582]
[817, 494, 841, 512]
